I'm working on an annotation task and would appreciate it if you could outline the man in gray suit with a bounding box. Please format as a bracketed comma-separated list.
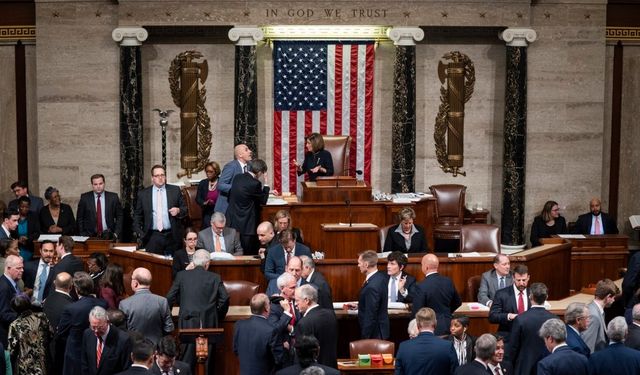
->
[478, 254, 513, 307]
[583, 278, 618, 353]
[119, 267, 174, 345]
[197, 212, 243, 255]
[214, 144, 253, 215]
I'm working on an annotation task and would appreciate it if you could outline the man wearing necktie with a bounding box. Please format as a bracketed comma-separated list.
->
[268, 272, 300, 369]
[478, 254, 514, 307]
[76, 174, 124, 240]
[386, 251, 417, 304]
[22, 240, 55, 306]
[489, 264, 531, 342]
[0, 255, 23, 346]
[148, 336, 192, 375]
[80, 306, 131, 375]
[488, 334, 513, 375]
[574, 198, 619, 235]
[196, 212, 243, 255]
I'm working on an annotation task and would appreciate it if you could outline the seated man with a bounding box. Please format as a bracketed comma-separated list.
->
[264, 229, 311, 281]
[478, 254, 513, 307]
[574, 198, 618, 235]
[197, 211, 243, 255]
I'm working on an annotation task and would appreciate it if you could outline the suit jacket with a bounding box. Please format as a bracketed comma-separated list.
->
[197, 226, 243, 255]
[148, 360, 191, 375]
[118, 288, 174, 345]
[388, 272, 417, 304]
[0, 228, 12, 240]
[56, 296, 109, 375]
[566, 324, 590, 357]
[196, 178, 218, 229]
[383, 224, 428, 253]
[490, 361, 513, 375]
[306, 270, 334, 310]
[358, 271, 389, 339]
[226, 172, 270, 235]
[264, 243, 312, 281]
[537, 345, 588, 375]
[298, 149, 334, 181]
[276, 364, 339, 375]
[166, 266, 229, 329]
[39, 203, 76, 235]
[114, 366, 151, 375]
[412, 273, 462, 336]
[582, 300, 607, 353]
[80, 325, 131, 375]
[8, 195, 44, 214]
[574, 212, 618, 235]
[172, 249, 193, 278]
[214, 159, 244, 215]
[588, 342, 640, 375]
[489, 286, 528, 339]
[622, 251, 640, 307]
[42, 290, 73, 330]
[296, 306, 338, 368]
[478, 269, 513, 306]
[133, 183, 187, 246]
[454, 359, 490, 375]
[395, 331, 459, 375]
[267, 300, 299, 367]
[233, 315, 280, 375]
[43, 253, 85, 299]
[509, 306, 556, 375]
[76, 190, 123, 239]
[626, 322, 640, 350]
[23, 258, 43, 289]
[445, 334, 475, 365]
[0, 275, 18, 347]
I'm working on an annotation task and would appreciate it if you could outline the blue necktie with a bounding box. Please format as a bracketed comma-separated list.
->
[38, 263, 48, 302]
[390, 277, 397, 302]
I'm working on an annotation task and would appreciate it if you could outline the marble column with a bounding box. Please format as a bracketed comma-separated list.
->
[499, 28, 537, 246]
[387, 27, 424, 193]
[113, 27, 148, 242]
[228, 27, 264, 157]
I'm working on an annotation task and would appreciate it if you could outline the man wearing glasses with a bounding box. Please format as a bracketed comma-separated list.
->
[197, 211, 243, 255]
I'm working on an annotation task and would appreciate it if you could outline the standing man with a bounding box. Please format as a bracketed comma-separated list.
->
[387, 251, 417, 304]
[76, 174, 124, 240]
[266, 256, 305, 296]
[215, 143, 253, 215]
[8, 180, 44, 213]
[353, 250, 389, 339]
[537, 318, 589, 375]
[412, 254, 462, 336]
[625, 303, 640, 350]
[588, 317, 640, 375]
[166, 249, 229, 371]
[233, 293, 280, 375]
[0, 255, 22, 346]
[478, 254, 513, 307]
[489, 263, 530, 340]
[0, 209, 19, 240]
[295, 284, 338, 368]
[43, 235, 84, 299]
[582, 278, 619, 353]
[226, 159, 271, 255]
[564, 302, 591, 357]
[23, 239, 55, 306]
[299, 255, 334, 310]
[133, 164, 187, 255]
[488, 334, 513, 375]
[149, 336, 192, 375]
[454, 334, 497, 375]
[395, 307, 458, 375]
[265, 229, 312, 281]
[43, 272, 74, 329]
[119, 267, 174, 345]
[268, 272, 300, 369]
[574, 197, 618, 235]
[257, 221, 276, 273]
[197, 212, 243, 255]
[115, 338, 155, 375]
[80, 306, 132, 375]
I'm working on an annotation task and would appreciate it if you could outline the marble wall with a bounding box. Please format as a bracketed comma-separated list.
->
[0, 46, 18, 204]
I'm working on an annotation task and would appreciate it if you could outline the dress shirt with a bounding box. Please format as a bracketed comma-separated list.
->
[590, 215, 604, 235]
[552, 343, 568, 353]
[387, 273, 408, 302]
[489, 363, 505, 375]
[512, 285, 528, 311]
[212, 229, 226, 252]
[96, 325, 110, 352]
[32, 259, 50, 304]
[303, 304, 319, 317]
[365, 270, 378, 283]
[152, 185, 171, 230]
[1, 225, 10, 238]
[453, 335, 468, 365]
[94, 192, 108, 231]
[393, 224, 419, 251]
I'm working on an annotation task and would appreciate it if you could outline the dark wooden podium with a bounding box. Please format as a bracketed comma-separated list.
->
[321, 223, 379, 258]
[301, 177, 371, 202]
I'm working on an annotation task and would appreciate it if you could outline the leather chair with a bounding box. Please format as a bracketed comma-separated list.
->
[378, 224, 394, 251]
[464, 275, 482, 302]
[460, 224, 501, 253]
[223, 280, 260, 306]
[181, 185, 202, 231]
[429, 184, 467, 241]
[322, 135, 351, 176]
[349, 339, 395, 358]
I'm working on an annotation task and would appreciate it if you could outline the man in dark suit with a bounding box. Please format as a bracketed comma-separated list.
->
[387, 251, 417, 304]
[588, 317, 640, 375]
[625, 303, 640, 350]
[265, 229, 312, 281]
[266, 255, 304, 296]
[509, 282, 557, 375]
[0, 255, 22, 346]
[133, 164, 187, 255]
[8, 180, 44, 214]
[351, 250, 389, 339]
[478, 254, 513, 307]
[233, 293, 280, 375]
[80, 306, 132, 375]
[196, 211, 243, 255]
[294, 284, 338, 368]
[537, 318, 588, 375]
[268, 272, 300, 369]
[226, 158, 271, 255]
[564, 302, 591, 357]
[214, 143, 253, 215]
[149, 336, 192, 375]
[0, 209, 19, 240]
[43, 235, 84, 299]
[573, 197, 618, 235]
[412, 254, 462, 336]
[43, 272, 74, 329]
[55, 272, 109, 375]
[114, 338, 155, 375]
[488, 334, 513, 375]
[166, 249, 229, 371]
[276, 335, 340, 375]
[396, 307, 458, 375]
[76, 174, 124, 240]
[257, 221, 276, 272]
[454, 334, 497, 375]
[489, 263, 531, 340]
[300, 255, 334, 310]
[23, 239, 55, 306]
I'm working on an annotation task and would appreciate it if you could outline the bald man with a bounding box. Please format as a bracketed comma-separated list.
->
[119, 267, 174, 344]
[43, 272, 74, 329]
[574, 198, 618, 235]
[214, 144, 253, 215]
[412, 254, 461, 336]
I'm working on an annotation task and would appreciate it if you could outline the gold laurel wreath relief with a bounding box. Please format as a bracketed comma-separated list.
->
[434, 51, 475, 177]
[169, 50, 212, 178]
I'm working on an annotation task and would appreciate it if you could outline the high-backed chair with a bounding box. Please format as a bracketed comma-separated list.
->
[429, 184, 467, 241]
[349, 339, 395, 358]
[223, 280, 260, 306]
[181, 185, 202, 231]
[322, 135, 351, 176]
[464, 275, 482, 302]
[378, 224, 394, 251]
[460, 224, 501, 253]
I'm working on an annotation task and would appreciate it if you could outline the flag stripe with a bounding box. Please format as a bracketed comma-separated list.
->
[364, 44, 375, 179]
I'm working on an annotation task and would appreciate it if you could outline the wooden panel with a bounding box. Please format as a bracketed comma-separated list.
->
[321, 224, 380, 257]
[301, 181, 372, 202]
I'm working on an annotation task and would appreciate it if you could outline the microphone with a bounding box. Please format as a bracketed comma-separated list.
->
[345, 197, 352, 227]
[355, 169, 363, 176]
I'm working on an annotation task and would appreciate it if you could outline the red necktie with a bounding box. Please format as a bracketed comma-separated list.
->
[96, 335, 103, 367]
[96, 193, 103, 235]
[289, 301, 296, 326]
[517, 291, 525, 314]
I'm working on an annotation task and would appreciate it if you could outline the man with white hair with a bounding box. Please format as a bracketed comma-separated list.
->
[80, 306, 131, 375]
[588, 317, 640, 375]
[537, 318, 588, 375]
[625, 303, 640, 350]
[564, 302, 591, 357]
[0, 254, 22, 346]
[197, 212, 243, 255]
[294, 284, 338, 368]
[454, 334, 497, 374]
[268, 272, 299, 369]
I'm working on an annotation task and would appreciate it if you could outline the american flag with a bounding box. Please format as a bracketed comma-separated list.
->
[273, 41, 375, 194]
